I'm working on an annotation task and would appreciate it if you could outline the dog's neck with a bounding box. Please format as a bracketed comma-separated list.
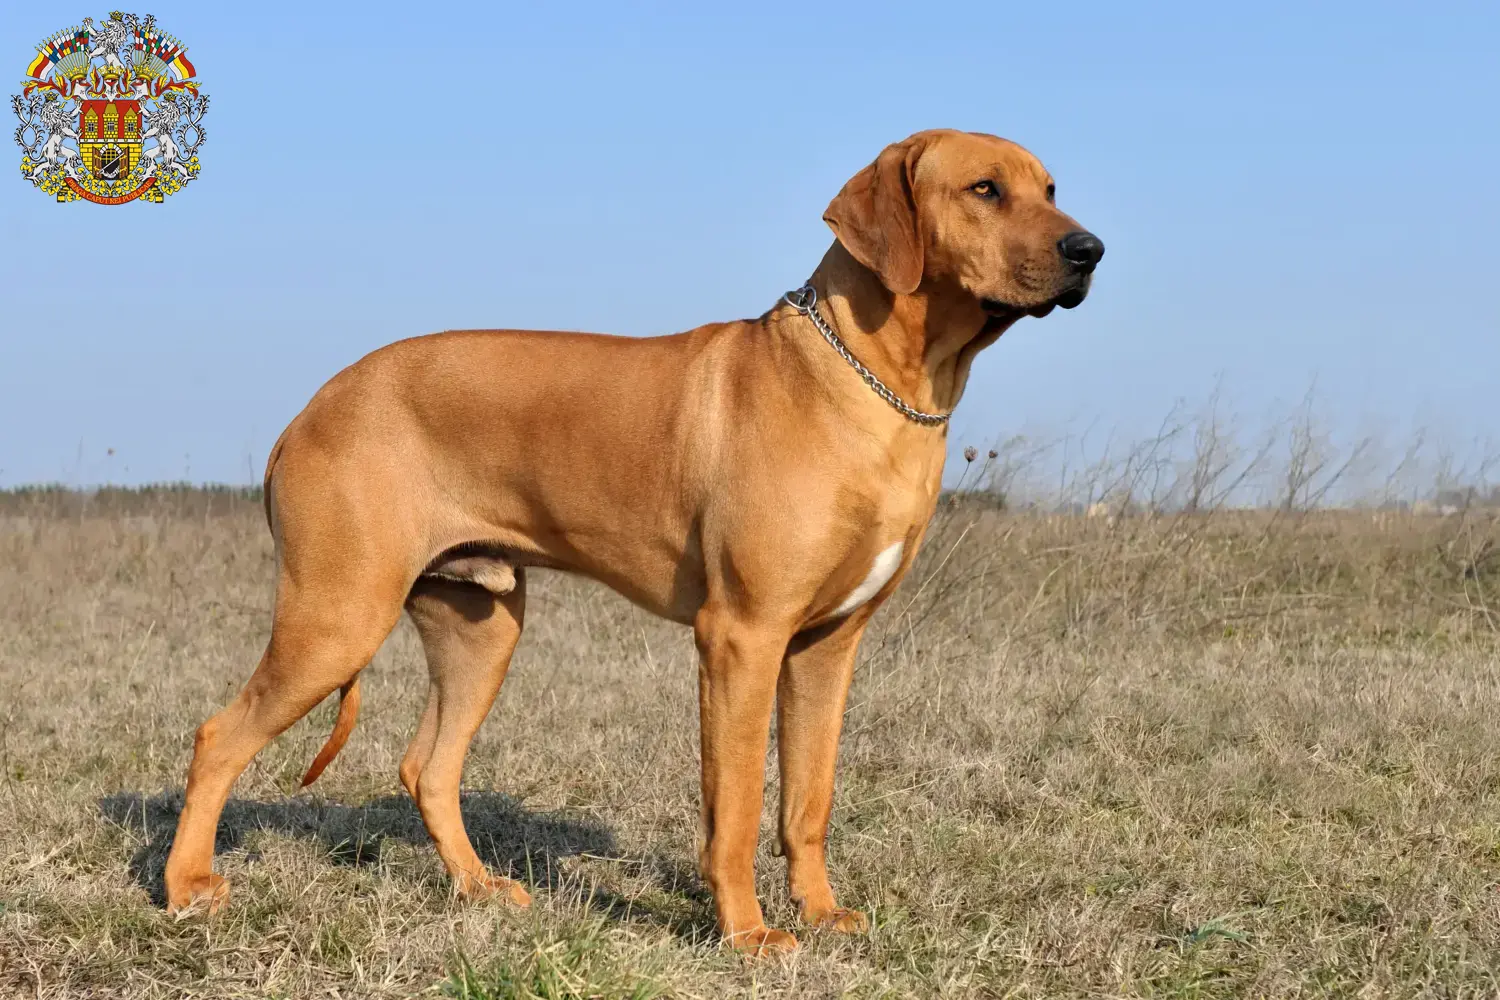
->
[803, 243, 1019, 418]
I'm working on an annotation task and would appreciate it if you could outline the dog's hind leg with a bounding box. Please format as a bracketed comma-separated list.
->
[403, 571, 530, 905]
[399, 690, 439, 802]
[163, 567, 406, 914]
[400, 551, 516, 801]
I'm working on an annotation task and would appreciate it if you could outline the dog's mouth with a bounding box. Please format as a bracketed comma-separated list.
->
[981, 281, 1089, 323]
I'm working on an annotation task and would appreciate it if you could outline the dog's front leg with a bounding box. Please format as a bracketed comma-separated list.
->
[776, 613, 872, 934]
[693, 608, 797, 956]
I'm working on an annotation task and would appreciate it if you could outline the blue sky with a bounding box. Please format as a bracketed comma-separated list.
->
[2, 1, 1497, 485]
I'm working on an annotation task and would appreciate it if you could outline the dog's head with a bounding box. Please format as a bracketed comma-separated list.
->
[824, 129, 1102, 322]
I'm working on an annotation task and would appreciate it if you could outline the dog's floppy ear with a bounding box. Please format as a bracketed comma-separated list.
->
[823, 137, 927, 296]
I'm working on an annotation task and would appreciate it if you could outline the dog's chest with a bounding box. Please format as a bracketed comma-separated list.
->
[824, 500, 926, 618]
[819, 457, 939, 619]
[831, 539, 905, 616]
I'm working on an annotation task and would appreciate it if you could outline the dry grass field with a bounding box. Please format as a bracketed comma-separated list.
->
[2, 487, 1498, 998]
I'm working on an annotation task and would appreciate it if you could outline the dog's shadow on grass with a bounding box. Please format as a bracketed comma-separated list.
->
[98, 790, 615, 904]
[97, 791, 717, 941]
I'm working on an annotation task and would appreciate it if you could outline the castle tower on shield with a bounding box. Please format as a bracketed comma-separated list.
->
[78, 98, 142, 182]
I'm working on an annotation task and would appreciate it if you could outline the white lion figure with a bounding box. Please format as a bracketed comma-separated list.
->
[32, 92, 84, 180]
[141, 92, 188, 178]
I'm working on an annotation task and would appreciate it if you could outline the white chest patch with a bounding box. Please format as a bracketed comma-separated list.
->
[832, 541, 905, 616]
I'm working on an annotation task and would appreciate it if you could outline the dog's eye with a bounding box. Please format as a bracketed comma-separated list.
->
[970, 180, 1000, 200]
[1046, 183, 1056, 203]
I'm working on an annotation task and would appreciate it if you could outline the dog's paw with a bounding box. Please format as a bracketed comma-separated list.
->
[803, 905, 869, 934]
[166, 873, 230, 918]
[725, 925, 799, 958]
[455, 872, 532, 907]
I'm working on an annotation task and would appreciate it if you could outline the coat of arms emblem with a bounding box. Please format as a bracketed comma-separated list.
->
[11, 12, 207, 204]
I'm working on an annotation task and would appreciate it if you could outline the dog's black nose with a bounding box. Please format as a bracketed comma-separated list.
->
[1057, 231, 1105, 273]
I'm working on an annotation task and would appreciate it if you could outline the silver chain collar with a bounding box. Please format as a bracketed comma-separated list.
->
[781, 284, 951, 427]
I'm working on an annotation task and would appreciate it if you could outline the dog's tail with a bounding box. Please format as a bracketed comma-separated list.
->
[300, 677, 362, 787]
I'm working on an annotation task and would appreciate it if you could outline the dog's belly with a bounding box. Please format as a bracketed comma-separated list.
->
[831, 540, 904, 616]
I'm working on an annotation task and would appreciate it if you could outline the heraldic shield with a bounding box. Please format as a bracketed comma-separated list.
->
[12, 11, 208, 204]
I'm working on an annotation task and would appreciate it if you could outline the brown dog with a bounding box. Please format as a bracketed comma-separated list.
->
[161, 128, 1102, 954]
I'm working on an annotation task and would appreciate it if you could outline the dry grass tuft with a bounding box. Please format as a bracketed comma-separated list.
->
[1, 490, 1498, 997]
